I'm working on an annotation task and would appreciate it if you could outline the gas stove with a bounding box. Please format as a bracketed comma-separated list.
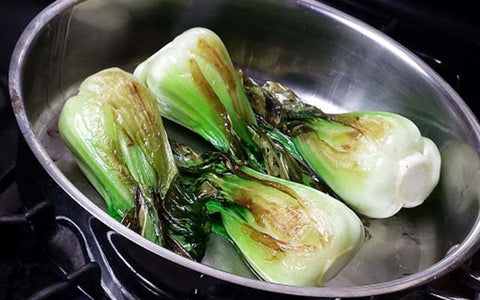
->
[2, 1, 480, 299]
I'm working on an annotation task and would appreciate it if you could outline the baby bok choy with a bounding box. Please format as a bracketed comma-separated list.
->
[173, 143, 364, 286]
[134, 27, 324, 190]
[243, 77, 441, 218]
[58, 68, 209, 260]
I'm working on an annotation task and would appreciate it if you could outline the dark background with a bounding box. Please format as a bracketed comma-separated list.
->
[0, 0, 56, 181]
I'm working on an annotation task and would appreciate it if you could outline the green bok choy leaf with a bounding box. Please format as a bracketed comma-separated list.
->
[59, 68, 208, 260]
[172, 143, 364, 286]
[134, 28, 325, 190]
[244, 78, 441, 218]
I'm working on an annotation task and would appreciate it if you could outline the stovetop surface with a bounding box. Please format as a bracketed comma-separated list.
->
[2, 1, 480, 299]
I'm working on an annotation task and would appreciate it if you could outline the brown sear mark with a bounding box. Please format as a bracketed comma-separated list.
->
[320, 139, 359, 169]
[297, 131, 364, 176]
[196, 38, 246, 119]
[189, 57, 236, 134]
[238, 169, 301, 201]
[245, 225, 318, 260]
[127, 81, 156, 126]
[234, 172, 332, 246]
[234, 195, 267, 227]
[249, 230, 284, 253]
[234, 191, 305, 236]
[196, 39, 236, 90]
[114, 118, 134, 147]
[334, 114, 390, 141]
[282, 205, 309, 236]
[355, 117, 391, 141]
[348, 130, 361, 139]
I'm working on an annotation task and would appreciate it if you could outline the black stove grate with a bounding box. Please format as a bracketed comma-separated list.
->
[0, 184, 104, 300]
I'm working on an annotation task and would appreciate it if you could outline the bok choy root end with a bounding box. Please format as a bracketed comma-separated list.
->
[243, 78, 441, 218]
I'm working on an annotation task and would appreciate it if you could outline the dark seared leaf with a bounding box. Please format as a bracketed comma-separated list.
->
[161, 175, 210, 261]
[248, 120, 326, 191]
[241, 72, 285, 128]
[171, 142, 235, 176]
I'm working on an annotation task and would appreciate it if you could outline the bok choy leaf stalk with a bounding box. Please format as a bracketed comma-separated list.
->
[58, 68, 209, 260]
[172, 143, 364, 286]
[134, 27, 256, 159]
[134, 28, 325, 190]
[243, 77, 441, 218]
